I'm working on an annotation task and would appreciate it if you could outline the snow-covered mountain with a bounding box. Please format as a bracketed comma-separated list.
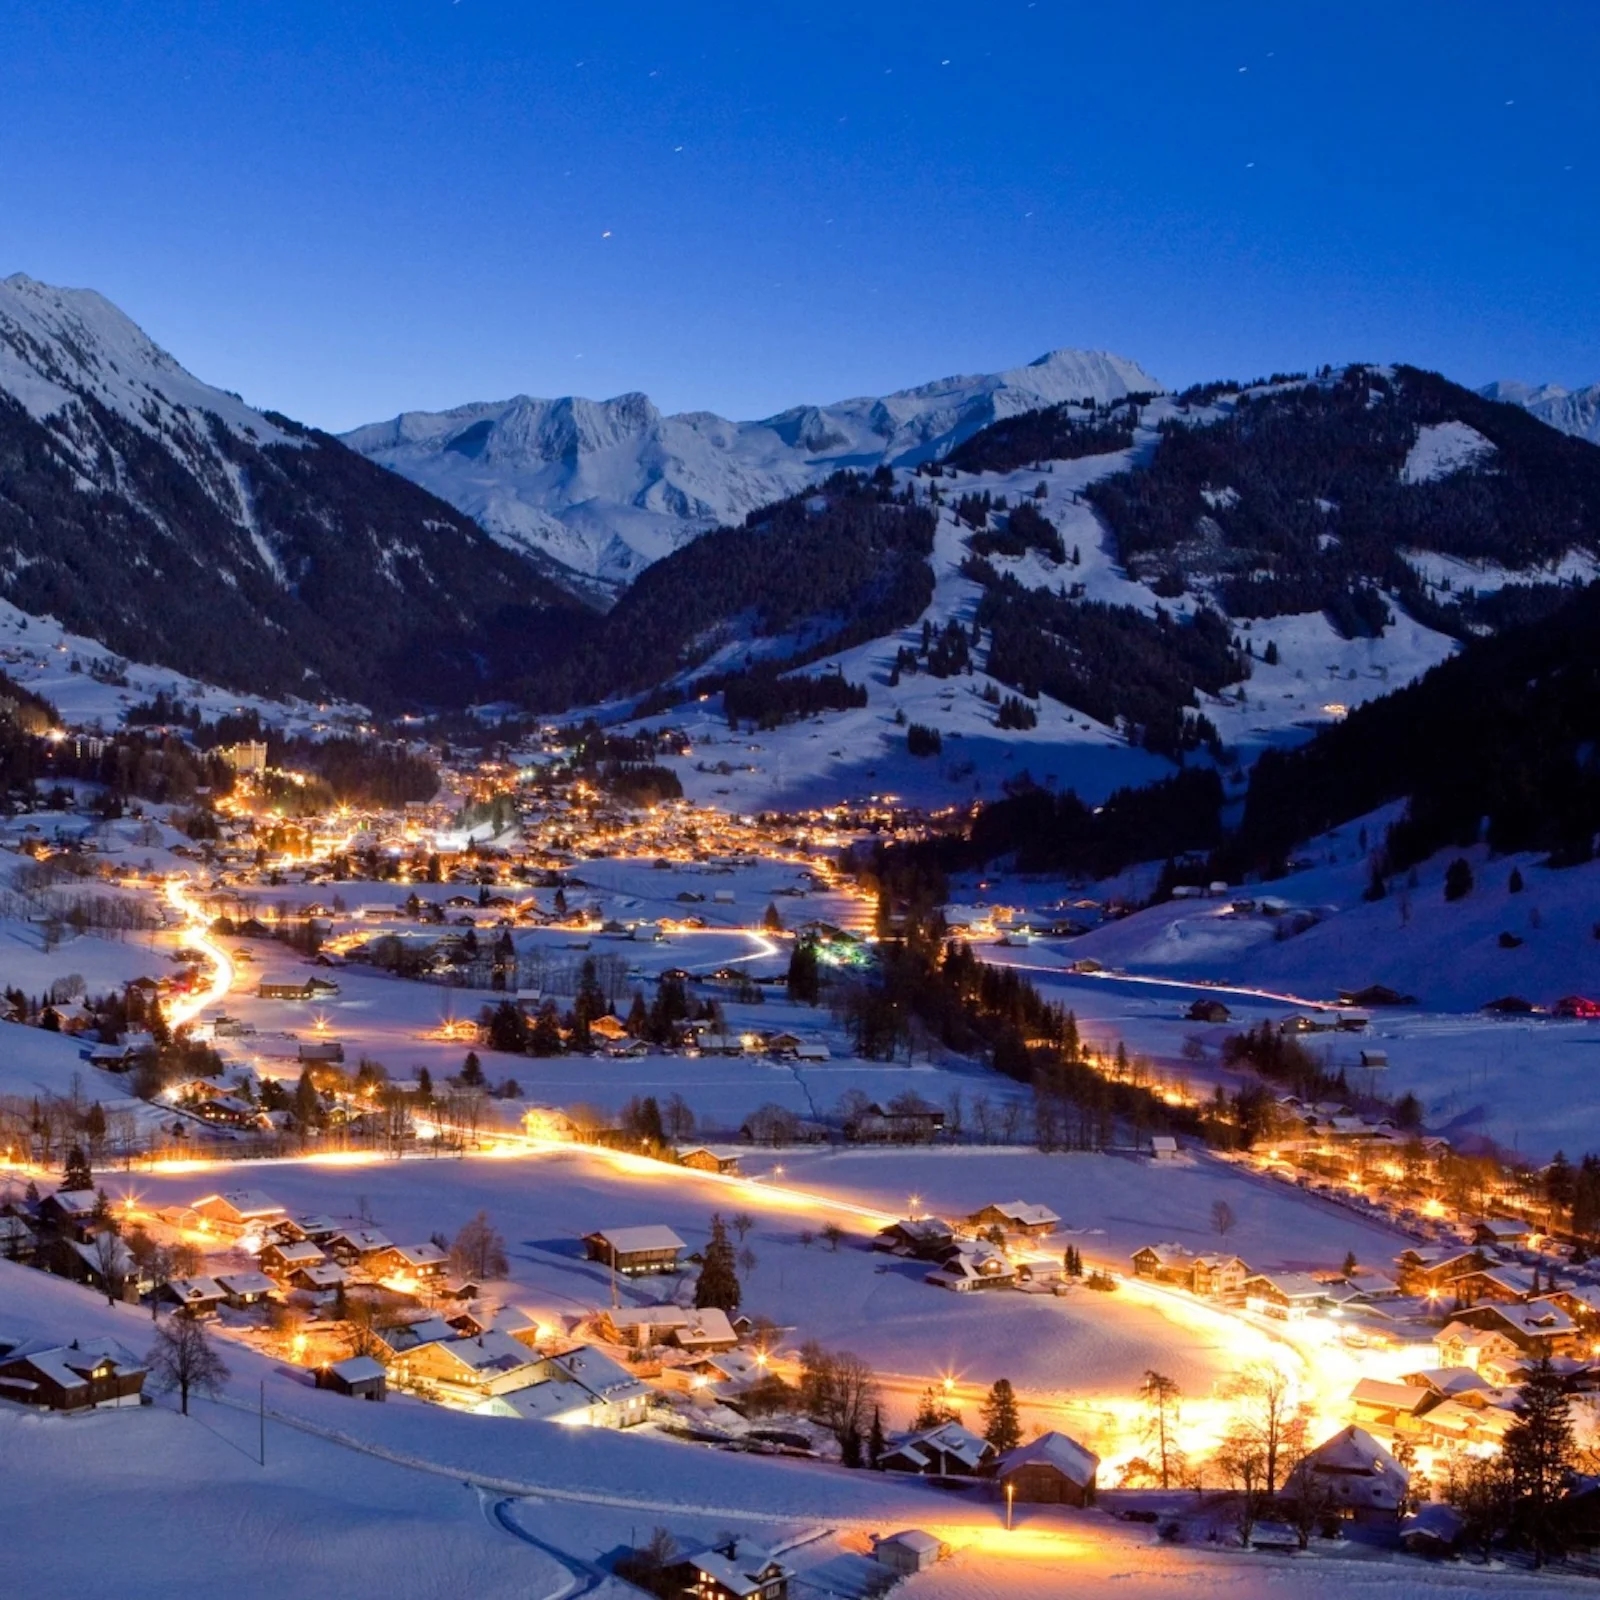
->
[1479, 377, 1600, 445]
[0, 274, 564, 707]
[343, 349, 1160, 591]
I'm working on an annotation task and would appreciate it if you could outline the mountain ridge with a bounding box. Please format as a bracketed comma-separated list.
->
[0, 273, 571, 710]
[342, 348, 1161, 591]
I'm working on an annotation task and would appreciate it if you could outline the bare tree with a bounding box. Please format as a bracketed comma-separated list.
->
[1224, 1362, 1307, 1494]
[730, 1211, 755, 1243]
[971, 1093, 994, 1143]
[1139, 1370, 1184, 1489]
[1211, 1199, 1237, 1241]
[1282, 1454, 1336, 1549]
[1215, 1422, 1270, 1545]
[450, 1210, 509, 1280]
[663, 1093, 696, 1141]
[90, 1227, 128, 1306]
[798, 1341, 879, 1451]
[147, 1316, 230, 1415]
[820, 1221, 845, 1252]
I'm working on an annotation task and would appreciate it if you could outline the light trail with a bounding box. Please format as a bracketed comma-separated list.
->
[164, 877, 236, 1028]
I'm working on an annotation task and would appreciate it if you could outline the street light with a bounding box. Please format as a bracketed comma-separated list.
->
[1005, 1482, 1015, 1531]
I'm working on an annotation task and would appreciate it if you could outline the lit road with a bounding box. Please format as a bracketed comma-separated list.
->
[163, 877, 236, 1028]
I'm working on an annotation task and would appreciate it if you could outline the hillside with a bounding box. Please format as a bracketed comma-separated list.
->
[0, 274, 575, 710]
[342, 349, 1160, 591]
[1086, 364, 1600, 638]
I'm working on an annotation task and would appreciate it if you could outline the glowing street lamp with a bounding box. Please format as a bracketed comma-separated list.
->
[1005, 1481, 1015, 1531]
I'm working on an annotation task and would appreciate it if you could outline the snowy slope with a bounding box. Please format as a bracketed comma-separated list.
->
[1480, 376, 1600, 445]
[0, 275, 563, 708]
[344, 349, 1161, 589]
[0, 271, 294, 474]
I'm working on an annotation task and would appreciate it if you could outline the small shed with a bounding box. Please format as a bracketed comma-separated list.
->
[874, 1530, 941, 1574]
[1359, 1050, 1389, 1069]
[1149, 1135, 1179, 1160]
[317, 1355, 387, 1401]
[583, 1225, 686, 1275]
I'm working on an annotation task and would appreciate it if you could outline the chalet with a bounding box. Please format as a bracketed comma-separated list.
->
[327, 1228, 394, 1264]
[397, 1331, 542, 1399]
[1241, 1271, 1330, 1319]
[65, 1237, 147, 1301]
[1472, 1217, 1534, 1250]
[1444, 1300, 1578, 1358]
[1435, 1321, 1525, 1377]
[258, 979, 315, 1000]
[991, 1431, 1099, 1506]
[0, 1337, 147, 1412]
[164, 1276, 226, 1317]
[316, 1355, 386, 1401]
[297, 1040, 345, 1065]
[486, 1346, 652, 1428]
[875, 1218, 957, 1259]
[260, 1239, 327, 1278]
[873, 1531, 941, 1576]
[191, 1191, 287, 1237]
[41, 1002, 92, 1034]
[601, 1035, 649, 1059]
[667, 1308, 739, 1353]
[0, 1213, 37, 1262]
[36, 1188, 101, 1241]
[284, 1213, 343, 1244]
[1393, 1247, 1486, 1297]
[1130, 1244, 1246, 1298]
[1400, 1503, 1466, 1558]
[692, 1034, 748, 1057]
[371, 1242, 449, 1282]
[190, 1093, 259, 1129]
[850, 1100, 946, 1143]
[1186, 999, 1231, 1024]
[376, 1316, 456, 1361]
[291, 1262, 347, 1294]
[926, 1241, 1015, 1293]
[583, 1225, 685, 1275]
[676, 1146, 743, 1175]
[663, 1539, 791, 1600]
[1349, 1378, 1434, 1435]
[879, 1422, 995, 1476]
[216, 1271, 276, 1308]
[1297, 1426, 1409, 1522]
[1416, 1394, 1520, 1450]
[759, 1032, 803, 1056]
[966, 1201, 1060, 1239]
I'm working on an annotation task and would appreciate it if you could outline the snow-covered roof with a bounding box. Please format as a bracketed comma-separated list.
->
[329, 1356, 386, 1384]
[217, 1271, 275, 1296]
[1302, 1425, 1409, 1510]
[587, 1225, 685, 1254]
[1351, 1379, 1429, 1412]
[894, 1422, 993, 1470]
[997, 1430, 1100, 1486]
[195, 1190, 284, 1220]
[878, 1530, 940, 1556]
[547, 1345, 649, 1401]
[973, 1200, 1060, 1228]
[681, 1540, 789, 1598]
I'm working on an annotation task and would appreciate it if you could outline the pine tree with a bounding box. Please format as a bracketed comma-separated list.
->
[912, 1386, 961, 1429]
[293, 1069, 321, 1134]
[1503, 1357, 1575, 1563]
[459, 1051, 486, 1087]
[695, 1214, 742, 1313]
[868, 1405, 886, 1468]
[981, 1378, 1022, 1453]
[61, 1144, 93, 1192]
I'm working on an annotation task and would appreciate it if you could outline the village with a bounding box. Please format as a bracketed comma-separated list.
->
[2, 723, 1600, 1593]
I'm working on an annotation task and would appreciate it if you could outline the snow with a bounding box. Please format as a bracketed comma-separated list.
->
[0, 272, 294, 449]
[1482, 376, 1600, 446]
[0, 595, 364, 731]
[1399, 545, 1600, 598]
[343, 349, 1161, 589]
[1399, 420, 1496, 485]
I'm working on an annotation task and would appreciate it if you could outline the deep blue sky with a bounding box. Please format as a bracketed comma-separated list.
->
[4, 2, 1595, 431]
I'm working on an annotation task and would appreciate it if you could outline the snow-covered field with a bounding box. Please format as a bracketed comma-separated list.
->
[6, 1255, 1595, 1600]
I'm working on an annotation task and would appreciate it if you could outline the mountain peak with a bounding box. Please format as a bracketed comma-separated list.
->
[1483, 375, 1600, 446]
[346, 346, 1161, 589]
